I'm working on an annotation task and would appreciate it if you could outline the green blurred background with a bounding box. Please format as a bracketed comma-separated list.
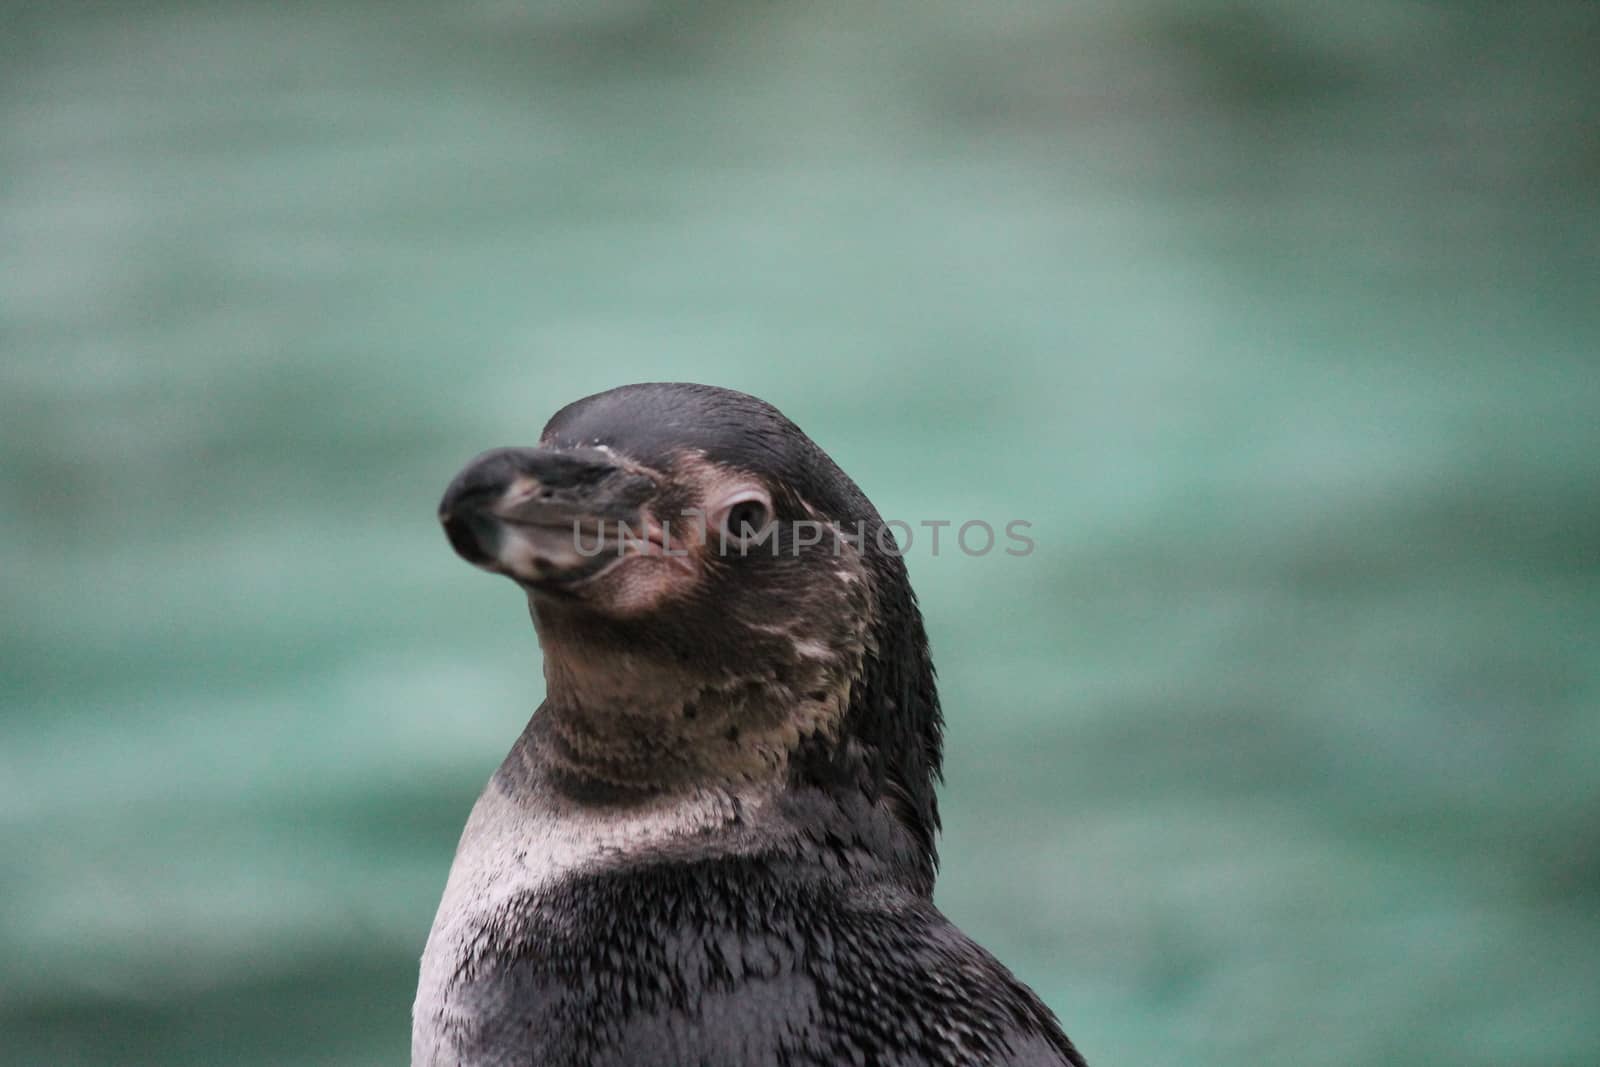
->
[3, 2, 1598, 1064]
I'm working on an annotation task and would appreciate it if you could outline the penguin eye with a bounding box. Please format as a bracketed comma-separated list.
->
[715, 492, 773, 551]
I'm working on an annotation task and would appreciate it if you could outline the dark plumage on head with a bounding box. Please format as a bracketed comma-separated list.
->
[437, 383, 944, 891]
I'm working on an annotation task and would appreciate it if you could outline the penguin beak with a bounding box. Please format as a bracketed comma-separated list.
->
[438, 447, 657, 586]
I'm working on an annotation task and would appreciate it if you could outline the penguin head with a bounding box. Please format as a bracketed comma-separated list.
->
[438, 383, 943, 884]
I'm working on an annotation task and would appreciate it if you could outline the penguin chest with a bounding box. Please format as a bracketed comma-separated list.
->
[411, 781, 765, 1066]
[412, 788, 570, 1067]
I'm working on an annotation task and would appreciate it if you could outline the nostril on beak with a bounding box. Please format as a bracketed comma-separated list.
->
[440, 505, 503, 567]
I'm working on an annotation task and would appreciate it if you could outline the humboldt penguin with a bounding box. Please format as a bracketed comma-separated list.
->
[414, 383, 1086, 1067]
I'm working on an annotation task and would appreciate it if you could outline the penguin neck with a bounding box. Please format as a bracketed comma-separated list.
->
[500, 707, 931, 902]
[518, 593, 929, 893]
[532, 637, 851, 801]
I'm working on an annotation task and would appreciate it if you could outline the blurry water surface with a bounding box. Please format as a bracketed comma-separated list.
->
[2, 2, 1598, 1064]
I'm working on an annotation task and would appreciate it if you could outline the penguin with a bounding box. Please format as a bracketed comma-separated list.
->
[415, 383, 1087, 1067]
